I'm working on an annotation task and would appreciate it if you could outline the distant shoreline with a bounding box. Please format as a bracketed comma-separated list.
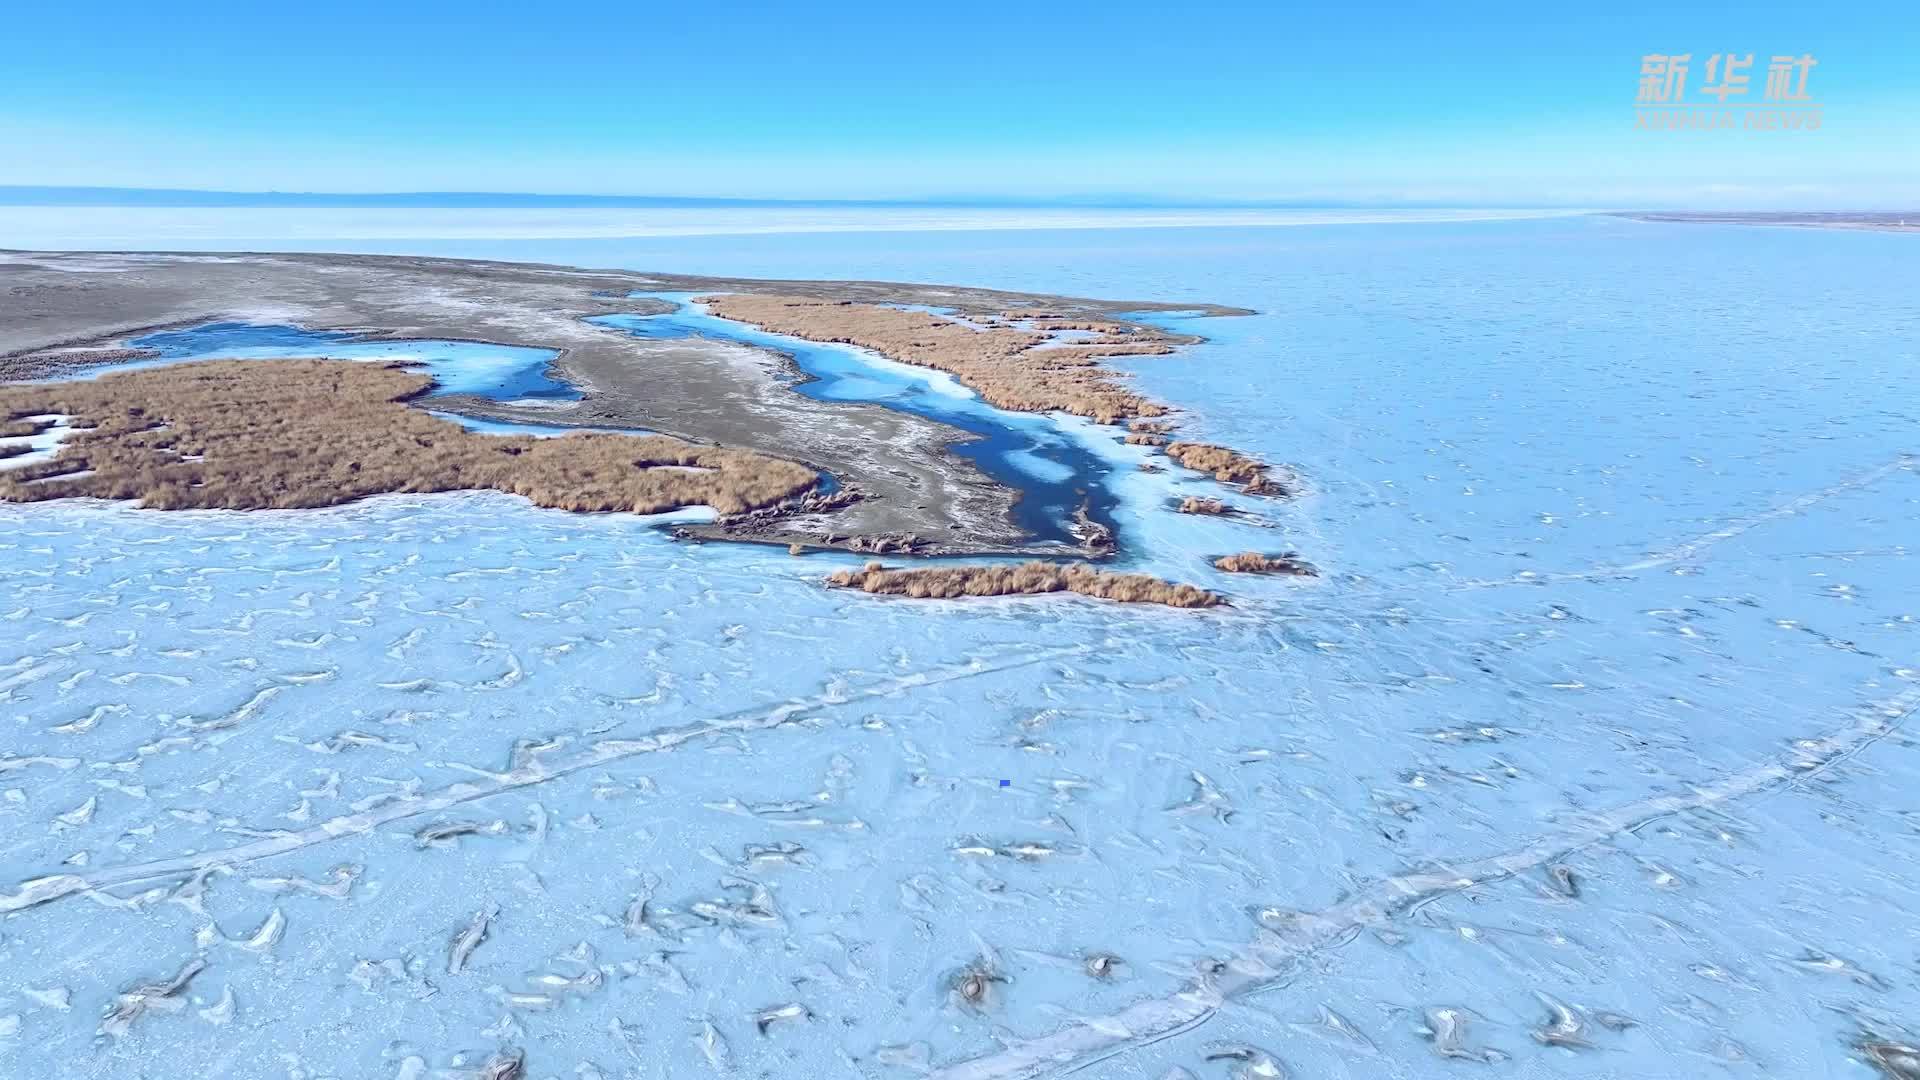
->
[0, 185, 1587, 211]
[1609, 210, 1919, 234]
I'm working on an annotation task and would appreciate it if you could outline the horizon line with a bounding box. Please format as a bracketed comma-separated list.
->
[2, 187, 1908, 216]
[0, 185, 1643, 211]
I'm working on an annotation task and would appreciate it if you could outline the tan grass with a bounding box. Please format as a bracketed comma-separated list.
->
[701, 295, 1172, 425]
[1213, 551, 1317, 576]
[826, 560, 1221, 608]
[0, 359, 817, 514]
[1165, 442, 1287, 496]
[701, 295, 1292, 502]
[0, 418, 51, 439]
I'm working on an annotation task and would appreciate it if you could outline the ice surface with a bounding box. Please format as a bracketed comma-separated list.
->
[0, 206, 1581, 249]
[0, 414, 90, 472]
[2, 217, 1917, 1078]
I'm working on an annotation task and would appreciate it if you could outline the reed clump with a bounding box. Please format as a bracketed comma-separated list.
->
[1213, 551, 1317, 576]
[1165, 442, 1288, 496]
[0, 359, 818, 514]
[826, 560, 1221, 608]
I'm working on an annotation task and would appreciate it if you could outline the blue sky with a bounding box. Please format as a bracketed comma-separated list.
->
[2, 1, 1914, 206]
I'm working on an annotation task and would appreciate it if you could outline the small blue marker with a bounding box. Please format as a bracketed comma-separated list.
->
[999, 779, 1011, 788]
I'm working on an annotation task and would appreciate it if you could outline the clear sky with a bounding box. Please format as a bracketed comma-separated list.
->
[2, 1, 1914, 206]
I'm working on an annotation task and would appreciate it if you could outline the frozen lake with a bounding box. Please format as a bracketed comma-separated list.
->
[2, 215, 1917, 1078]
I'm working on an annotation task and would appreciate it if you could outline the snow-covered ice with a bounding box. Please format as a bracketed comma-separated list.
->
[2, 216, 1917, 1078]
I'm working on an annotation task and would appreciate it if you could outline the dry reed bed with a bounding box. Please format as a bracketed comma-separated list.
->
[1213, 551, 1317, 576]
[827, 560, 1222, 608]
[700, 295, 1289, 496]
[1164, 442, 1288, 496]
[701, 294, 1172, 425]
[0, 359, 818, 514]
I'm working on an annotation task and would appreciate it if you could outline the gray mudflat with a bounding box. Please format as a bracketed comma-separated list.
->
[0, 250, 1244, 554]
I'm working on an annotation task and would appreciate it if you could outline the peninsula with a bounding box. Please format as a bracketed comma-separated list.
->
[1, 251, 1272, 551]
[0, 250, 1296, 605]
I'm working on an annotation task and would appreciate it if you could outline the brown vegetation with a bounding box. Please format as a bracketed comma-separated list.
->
[1213, 551, 1317, 576]
[699, 295, 1295, 502]
[1177, 496, 1229, 515]
[700, 294, 1174, 425]
[1165, 442, 1288, 496]
[826, 560, 1222, 608]
[0, 359, 818, 514]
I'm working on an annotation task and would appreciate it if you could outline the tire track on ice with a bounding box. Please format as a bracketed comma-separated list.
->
[0, 643, 1095, 913]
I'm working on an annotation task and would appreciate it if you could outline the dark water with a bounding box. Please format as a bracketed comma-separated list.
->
[595, 295, 1118, 547]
